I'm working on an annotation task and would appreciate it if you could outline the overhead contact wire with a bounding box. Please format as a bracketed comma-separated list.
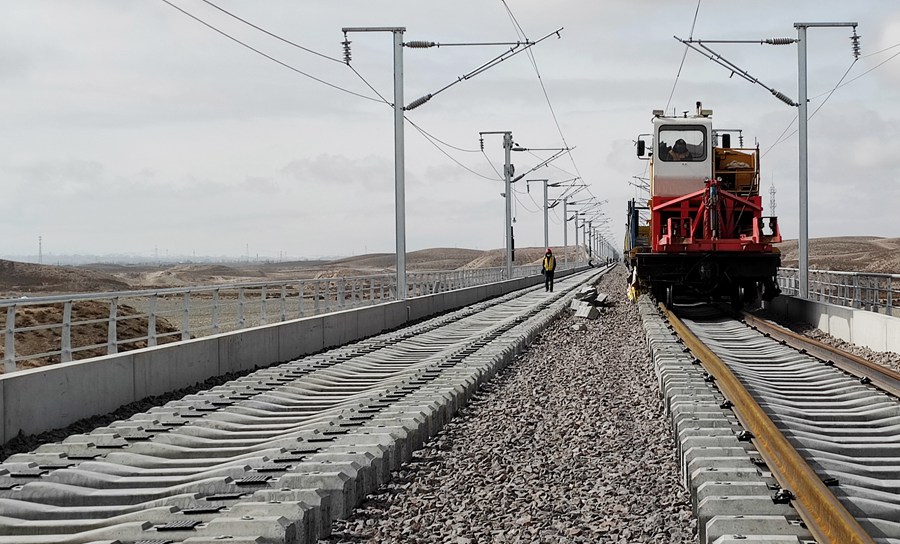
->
[763, 59, 857, 157]
[664, 0, 702, 114]
[499, 1, 589, 207]
[408, 122, 502, 182]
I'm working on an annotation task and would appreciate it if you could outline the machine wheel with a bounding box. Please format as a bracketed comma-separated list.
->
[730, 286, 744, 311]
[742, 282, 759, 305]
[762, 278, 781, 301]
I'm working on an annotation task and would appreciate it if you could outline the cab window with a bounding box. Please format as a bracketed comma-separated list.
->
[657, 126, 707, 162]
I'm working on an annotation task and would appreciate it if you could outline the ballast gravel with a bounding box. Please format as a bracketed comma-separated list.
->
[794, 324, 900, 372]
[754, 309, 900, 372]
[321, 267, 696, 543]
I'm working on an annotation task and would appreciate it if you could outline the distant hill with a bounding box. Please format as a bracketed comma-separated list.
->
[4, 238, 893, 298]
[329, 248, 485, 272]
[775, 236, 900, 274]
[0, 259, 129, 297]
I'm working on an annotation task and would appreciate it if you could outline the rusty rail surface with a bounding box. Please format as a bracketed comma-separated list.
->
[662, 303, 876, 544]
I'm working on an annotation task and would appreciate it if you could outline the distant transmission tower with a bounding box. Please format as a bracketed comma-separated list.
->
[769, 180, 777, 215]
[38, 235, 43, 265]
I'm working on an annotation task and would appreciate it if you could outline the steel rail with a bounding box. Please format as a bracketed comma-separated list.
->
[662, 303, 876, 544]
[743, 312, 900, 398]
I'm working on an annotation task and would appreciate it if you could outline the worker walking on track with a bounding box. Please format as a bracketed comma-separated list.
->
[542, 248, 557, 292]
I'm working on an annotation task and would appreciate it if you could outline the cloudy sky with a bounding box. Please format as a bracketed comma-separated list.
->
[2, 1, 898, 262]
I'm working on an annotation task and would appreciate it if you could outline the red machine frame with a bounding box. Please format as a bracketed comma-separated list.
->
[650, 178, 781, 253]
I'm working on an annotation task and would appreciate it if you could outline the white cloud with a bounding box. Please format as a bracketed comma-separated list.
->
[1, 0, 898, 261]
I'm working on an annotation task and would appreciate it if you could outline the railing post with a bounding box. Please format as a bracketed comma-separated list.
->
[339, 279, 346, 309]
[280, 285, 287, 322]
[369, 277, 375, 304]
[5, 305, 17, 372]
[314, 281, 320, 313]
[260, 286, 268, 326]
[854, 274, 861, 309]
[212, 289, 220, 334]
[107, 298, 118, 355]
[299, 283, 305, 317]
[181, 292, 191, 341]
[238, 287, 246, 328]
[888, 276, 893, 310]
[148, 294, 157, 347]
[61, 301, 73, 362]
[869, 276, 875, 311]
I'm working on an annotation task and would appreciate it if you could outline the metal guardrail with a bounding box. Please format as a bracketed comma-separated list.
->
[777, 267, 898, 314]
[0, 262, 580, 372]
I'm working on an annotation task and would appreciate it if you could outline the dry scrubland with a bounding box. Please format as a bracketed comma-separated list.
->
[0, 247, 570, 298]
[3, 237, 894, 299]
[0, 238, 894, 372]
[775, 236, 900, 274]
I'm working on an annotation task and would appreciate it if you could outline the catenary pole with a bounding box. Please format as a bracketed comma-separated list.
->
[504, 132, 513, 278]
[563, 199, 568, 266]
[393, 29, 407, 299]
[343, 26, 408, 299]
[543, 180, 549, 250]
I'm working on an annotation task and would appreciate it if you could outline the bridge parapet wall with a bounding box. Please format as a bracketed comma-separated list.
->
[0, 267, 587, 444]
[768, 295, 900, 355]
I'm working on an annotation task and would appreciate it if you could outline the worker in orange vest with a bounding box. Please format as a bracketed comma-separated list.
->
[542, 248, 557, 292]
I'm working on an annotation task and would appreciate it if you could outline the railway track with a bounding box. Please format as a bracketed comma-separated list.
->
[658, 300, 900, 544]
[0, 267, 608, 544]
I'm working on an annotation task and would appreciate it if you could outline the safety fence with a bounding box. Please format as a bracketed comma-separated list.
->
[0, 262, 577, 372]
[777, 267, 899, 314]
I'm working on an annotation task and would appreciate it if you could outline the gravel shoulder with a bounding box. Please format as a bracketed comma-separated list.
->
[321, 267, 696, 543]
[753, 308, 900, 372]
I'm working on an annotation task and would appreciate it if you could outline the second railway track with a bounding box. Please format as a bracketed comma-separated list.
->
[663, 301, 900, 544]
[0, 267, 609, 544]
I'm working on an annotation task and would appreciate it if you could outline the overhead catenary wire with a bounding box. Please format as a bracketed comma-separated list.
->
[861, 41, 900, 58]
[408, 122, 503, 182]
[406, 119, 482, 153]
[408, 27, 563, 110]
[159, 0, 384, 103]
[665, 0, 702, 113]
[198, 0, 343, 63]
[501, 2, 584, 182]
[167, 0, 615, 251]
[497, 1, 607, 216]
[350, 64, 393, 106]
[331, 50, 496, 176]
[481, 151, 506, 180]
[809, 47, 900, 99]
[678, 37, 798, 106]
[763, 58, 857, 157]
[513, 192, 540, 214]
[177, 1, 586, 212]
